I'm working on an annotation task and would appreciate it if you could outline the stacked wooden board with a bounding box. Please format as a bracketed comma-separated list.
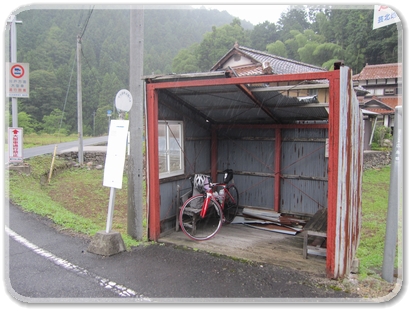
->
[232, 208, 307, 235]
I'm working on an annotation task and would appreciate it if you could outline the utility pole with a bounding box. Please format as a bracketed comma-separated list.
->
[127, 7, 144, 240]
[382, 106, 403, 283]
[77, 35, 84, 165]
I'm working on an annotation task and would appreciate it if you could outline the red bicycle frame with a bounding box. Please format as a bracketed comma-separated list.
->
[199, 183, 235, 219]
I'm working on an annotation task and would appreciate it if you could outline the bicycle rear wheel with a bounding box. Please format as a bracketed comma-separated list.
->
[223, 184, 239, 223]
[179, 194, 223, 241]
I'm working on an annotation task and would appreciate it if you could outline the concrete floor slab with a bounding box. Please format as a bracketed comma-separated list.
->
[159, 223, 327, 277]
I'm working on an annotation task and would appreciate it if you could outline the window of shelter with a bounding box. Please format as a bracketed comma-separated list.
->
[158, 121, 184, 178]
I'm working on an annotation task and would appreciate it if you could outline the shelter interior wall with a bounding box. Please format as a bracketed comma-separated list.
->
[157, 93, 330, 233]
[158, 92, 211, 228]
[280, 128, 329, 215]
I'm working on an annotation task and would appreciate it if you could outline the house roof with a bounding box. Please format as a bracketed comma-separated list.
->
[359, 97, 400, 115]
[352, 63, 402, 81]
[210, 44, 327, 76]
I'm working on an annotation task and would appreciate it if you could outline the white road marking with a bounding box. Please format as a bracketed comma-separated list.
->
[5, 226, 151, 301]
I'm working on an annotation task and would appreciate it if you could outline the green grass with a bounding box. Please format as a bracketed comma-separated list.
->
[6, 157, 99, 233]
[6, 155, 143, 249]
[357, 166, 394, 279]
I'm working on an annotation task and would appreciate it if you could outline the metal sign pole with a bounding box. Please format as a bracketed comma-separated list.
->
[382, 106, 403, 282]
[10, 15, 18, 128]
[103, 90, 132, 234]
[88, 100, 130, 256]
[105, 187, 116, 233]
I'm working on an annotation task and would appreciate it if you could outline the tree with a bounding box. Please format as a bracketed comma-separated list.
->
[15, 112, 39, 134]
[266, 41, 288, 57]
[277, 6, 310, 42]
[363, 20, 398, 65]
[94, 105, 112, 136]
[19, 70, 63, 123]
[41, 108, 69, 135]
[197, 19, 251, 70]
[250, 21, 278, 51]
[98, 73, 124, 114]
[172, 44, 201, 74]
[309, 10, 333, 42]
[311, 42, 344, 68]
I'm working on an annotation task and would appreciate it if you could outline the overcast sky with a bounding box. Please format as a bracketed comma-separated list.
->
[190, 4, 289, 25]
[3, 1, 406, 26]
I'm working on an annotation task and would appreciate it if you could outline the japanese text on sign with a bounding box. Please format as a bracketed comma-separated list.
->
[8, 127, 23, 163]
[373, 5, 401, 29]
[6, 62, 30, 98]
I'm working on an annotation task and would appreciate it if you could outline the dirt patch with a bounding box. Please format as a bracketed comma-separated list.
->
[46, 168, 129, 232]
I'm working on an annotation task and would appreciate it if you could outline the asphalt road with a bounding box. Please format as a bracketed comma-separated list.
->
[3, 135, 363, 305]
[4, 136, 108, 164]
[4, 201, 363, 304]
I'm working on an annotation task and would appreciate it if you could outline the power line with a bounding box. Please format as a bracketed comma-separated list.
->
[58, 50, 77, 139]
[79, 6, 94, 39]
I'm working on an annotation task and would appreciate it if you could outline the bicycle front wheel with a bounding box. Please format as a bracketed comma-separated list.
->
[179, 194, 223, 241]
[224, 184, 239, 223]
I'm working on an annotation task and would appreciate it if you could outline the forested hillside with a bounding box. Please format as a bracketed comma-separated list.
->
[7, 5, 399, 137]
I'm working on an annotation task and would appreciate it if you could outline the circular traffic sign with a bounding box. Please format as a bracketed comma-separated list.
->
[115, 89, 133, 112]
[11, 64, 25, 79]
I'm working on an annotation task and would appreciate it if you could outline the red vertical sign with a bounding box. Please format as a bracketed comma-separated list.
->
[8, 127, 23, 163]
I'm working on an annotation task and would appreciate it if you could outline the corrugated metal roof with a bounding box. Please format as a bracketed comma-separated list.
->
[158, 80, 329, 124]
[146, 46, 332, 125]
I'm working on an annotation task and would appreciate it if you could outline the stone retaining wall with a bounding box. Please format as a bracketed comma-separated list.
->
[362, 150, 391, 170]
[58, 151, 107, 167]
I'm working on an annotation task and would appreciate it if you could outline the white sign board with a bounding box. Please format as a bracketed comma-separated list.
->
[6, 62, 29, 98]
[8, 127, 23, 162]
[373, 5, 400, 29]
[115, 89, 133, 112]
[103, 120, 130, 189]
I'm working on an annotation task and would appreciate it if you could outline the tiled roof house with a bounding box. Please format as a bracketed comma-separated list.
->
[209, 43, 330, 104]
[209, 44, 401, 149]
[352, 63, 402, 127]
[210, 43, 327, 77]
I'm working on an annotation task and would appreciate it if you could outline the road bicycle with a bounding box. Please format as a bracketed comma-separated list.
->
[179, 169, 239, 241]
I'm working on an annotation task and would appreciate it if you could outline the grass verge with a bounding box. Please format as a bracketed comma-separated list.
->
[357, 166, 398, 278]
[6, 155, 145, 249]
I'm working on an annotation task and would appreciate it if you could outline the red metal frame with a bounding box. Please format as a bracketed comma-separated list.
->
[211, 127, 218, 182]
[146, 70, 342, 278]
[325, 74, 340, 278]
[274, 128, 282, 213]
[146, 86, 160, 242]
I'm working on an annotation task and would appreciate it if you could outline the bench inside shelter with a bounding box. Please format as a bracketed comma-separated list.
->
[302, 208, 328, 259]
